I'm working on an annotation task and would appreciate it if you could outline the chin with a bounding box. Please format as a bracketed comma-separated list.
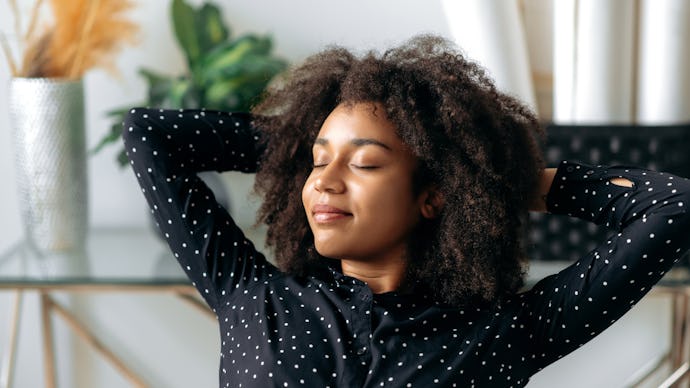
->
[313, 242, 346, 260]
[313, 246, 339, 260]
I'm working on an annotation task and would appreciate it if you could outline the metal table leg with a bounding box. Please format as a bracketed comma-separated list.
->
[176, 292, 215, 320]
[0, 291, 23, 388]
[658, 363, 690, 388]
[40, 293, 56, 388]
[669, 292, 690, 388]
[661, 291, 690, 388]
[45, 294, 147, 388]
[627, 289, 690, 388]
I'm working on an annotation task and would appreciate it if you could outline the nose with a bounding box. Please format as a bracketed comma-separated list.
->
[314, 163, 346, 194]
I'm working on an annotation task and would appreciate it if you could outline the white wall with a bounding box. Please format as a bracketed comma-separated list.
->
[0, 1, 672, 387]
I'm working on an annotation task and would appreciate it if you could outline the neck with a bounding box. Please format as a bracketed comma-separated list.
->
[340, 256, 408, 294]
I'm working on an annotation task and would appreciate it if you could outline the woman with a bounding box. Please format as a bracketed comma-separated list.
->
[122, 35, 690, 387]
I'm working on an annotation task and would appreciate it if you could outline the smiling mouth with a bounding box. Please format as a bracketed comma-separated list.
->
[312, 212, 352, 223]
[311, 204, 352, 223]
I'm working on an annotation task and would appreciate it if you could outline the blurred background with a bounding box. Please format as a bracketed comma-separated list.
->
[0, 0, 688, 387]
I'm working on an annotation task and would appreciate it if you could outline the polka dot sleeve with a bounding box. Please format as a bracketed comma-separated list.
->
[121, 108, 277, 312]
[515, 160, 690, 373]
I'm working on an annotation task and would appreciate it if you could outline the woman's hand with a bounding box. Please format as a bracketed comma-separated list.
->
[529, 168, 557, 213]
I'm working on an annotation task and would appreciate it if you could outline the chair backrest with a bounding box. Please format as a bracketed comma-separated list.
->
[527, 123, 690, 267]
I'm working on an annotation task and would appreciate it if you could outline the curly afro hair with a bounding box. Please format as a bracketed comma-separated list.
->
[252, 34, 545, 307]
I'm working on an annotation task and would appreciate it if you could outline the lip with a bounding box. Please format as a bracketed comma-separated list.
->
[311, 203, 352, 223]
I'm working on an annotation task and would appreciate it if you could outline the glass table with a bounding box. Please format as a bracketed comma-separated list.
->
[0, 228, 687, 387]
[0, 227, 212, 388]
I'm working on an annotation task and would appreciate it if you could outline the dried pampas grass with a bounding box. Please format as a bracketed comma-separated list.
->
[2, 0, 138, 79]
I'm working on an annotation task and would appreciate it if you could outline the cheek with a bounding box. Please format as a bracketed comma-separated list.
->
[354, 176, 416, 213]
[301, 179, 311, 210]
[301, 174, 318, 215]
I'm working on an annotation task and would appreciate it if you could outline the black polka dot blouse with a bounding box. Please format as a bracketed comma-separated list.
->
[122, 108, 690, 388]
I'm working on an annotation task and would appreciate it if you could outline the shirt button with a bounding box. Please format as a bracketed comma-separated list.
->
[566, 166, 575, 172]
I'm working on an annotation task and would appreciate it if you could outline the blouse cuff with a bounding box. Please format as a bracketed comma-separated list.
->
[545, 160, 633, 224]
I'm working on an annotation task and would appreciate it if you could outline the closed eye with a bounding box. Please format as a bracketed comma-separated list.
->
[352, 165, 379, 170]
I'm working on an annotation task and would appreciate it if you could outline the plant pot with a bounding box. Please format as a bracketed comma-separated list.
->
[9, 78, 89, 253]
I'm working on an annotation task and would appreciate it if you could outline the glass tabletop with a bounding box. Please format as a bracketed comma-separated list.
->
[0, 227, 191, 287]
[1, 227, 687, 289]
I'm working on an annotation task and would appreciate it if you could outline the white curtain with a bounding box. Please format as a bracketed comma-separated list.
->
[554, 0, 636, 124]
[636, 0, 690, 124]
[553, 0, 690, 125]
[441, 0, 537, 113]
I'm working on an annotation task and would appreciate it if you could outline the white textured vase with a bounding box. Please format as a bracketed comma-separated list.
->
[9, 78, 88, 253]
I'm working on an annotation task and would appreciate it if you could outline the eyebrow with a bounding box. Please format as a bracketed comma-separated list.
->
[314, 137, 392, 151]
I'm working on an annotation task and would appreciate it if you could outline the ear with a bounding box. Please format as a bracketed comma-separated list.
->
[419, 186, 444, 219]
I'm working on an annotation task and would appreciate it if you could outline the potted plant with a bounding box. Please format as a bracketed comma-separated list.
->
[1, 0, 138, 252]
[93, 0, 288, 167]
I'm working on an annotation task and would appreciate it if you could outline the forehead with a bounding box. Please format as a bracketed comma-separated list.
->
[317, 103, 402, 145]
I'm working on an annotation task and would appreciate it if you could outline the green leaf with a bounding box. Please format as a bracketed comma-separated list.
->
[211, 55, 286, 81]
[202, 55, 286, 110]
[139, 68, 174, 106]
[203, 71, 281, 111]
[200, 35, 273, 81]
[171, 0, 201, 68]
[91, 106, 134, 157]
[105, 106, 131, 118]
[168, 79, 192, 108]
[91, 119, 126, 155]
[197, 3, 229, 54]
[204, 79, 242, 108]
[117, 149, 129, 168]
[233, 79, 277, 111]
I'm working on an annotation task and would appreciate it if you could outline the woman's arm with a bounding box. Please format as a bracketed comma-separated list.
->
[515, 160, 690, 373]
[529, 168, 633, 212]
[121, 108, 277, 312]
[528, 168, 557, 213]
